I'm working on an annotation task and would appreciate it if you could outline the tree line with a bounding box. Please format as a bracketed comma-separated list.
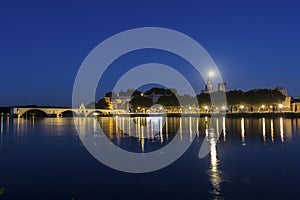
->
[89, 87, 286, 109]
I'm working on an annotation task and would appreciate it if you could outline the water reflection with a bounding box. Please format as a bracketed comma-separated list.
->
[206, 119, 223, 199]
[0, 117, 3, 152]
[0, 117, 3, 135]
[262, 118, 266, 143]
[1, 116, 299, 199]
[5, 116, 295, 147]
[222, 117, 226, 142]
[241, 118, 246, 146]
[280, 117, 284, 143]
[271, 119, 274, 143]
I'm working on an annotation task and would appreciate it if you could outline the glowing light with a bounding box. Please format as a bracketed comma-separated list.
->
[204, 105, 208, 110]
[222, 117, 226, 142]
[280, 117, 284, 143]
[241, 118, 246, 145]
[279, 104, 283, 109]
[262, 118, 266, 143]
[261, 105, 265, 109]
[208, 71, 215, 77]
[240, 105, 245, 109]
[208, 128, 222, 197]
[0, 116, 3, 134]
[271, 119, 274, 142]
[189, 117, 192, 141]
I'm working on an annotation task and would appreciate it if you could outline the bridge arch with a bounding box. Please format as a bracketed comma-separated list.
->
[57, 110, 79, 117]
[86, 110, 105, 117]
[20, 109, 48, 118]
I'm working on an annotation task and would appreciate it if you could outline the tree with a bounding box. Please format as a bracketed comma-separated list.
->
[157, 95, 180, 107]
[178, 95, 198, 106]
[197, 93, 211, 106]
[227, 90, 244, 106]
[129, 96, 153, 109]
[96, 98, 109, 109]
[244, 89, 285, 105]
[144, 87, 173, 96]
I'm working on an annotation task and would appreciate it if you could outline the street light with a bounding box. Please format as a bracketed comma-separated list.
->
[270, 105, 274, 113]
[240, 105, 245, 113]
[279, 104, 283, 112]
[204, 105, 208, 113]
[258, 105, 265, 113]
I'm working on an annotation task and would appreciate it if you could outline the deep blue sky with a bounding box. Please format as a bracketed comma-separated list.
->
[0, 0, 299, 106]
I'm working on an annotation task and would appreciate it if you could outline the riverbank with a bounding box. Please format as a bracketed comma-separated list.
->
[113, 112, 300, 118]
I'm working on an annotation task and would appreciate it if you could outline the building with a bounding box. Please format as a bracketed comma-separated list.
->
[291, 97, 300, 112]
[111, 96, 131, 111]
[218, 83, 227, 92]
[204, 80, 213, 93]
[275, 87, 288, 96]
[280, 96, 291, 112]
[104, 97, 112, 110]
[145, 92, 172, 103]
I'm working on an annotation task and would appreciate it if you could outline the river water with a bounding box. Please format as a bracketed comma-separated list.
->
[0, 116, 300, 199]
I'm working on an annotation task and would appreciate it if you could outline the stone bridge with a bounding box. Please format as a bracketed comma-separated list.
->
[11, 104, 112, 118]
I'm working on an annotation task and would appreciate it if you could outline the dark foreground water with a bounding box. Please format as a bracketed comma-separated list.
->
[0, 116, 300, 199]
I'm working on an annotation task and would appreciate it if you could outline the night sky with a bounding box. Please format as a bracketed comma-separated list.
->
[0, 0, 299, 106]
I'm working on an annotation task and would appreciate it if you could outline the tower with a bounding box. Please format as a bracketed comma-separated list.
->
[218, 83, 227, 92]
[205, 79, 213, 93]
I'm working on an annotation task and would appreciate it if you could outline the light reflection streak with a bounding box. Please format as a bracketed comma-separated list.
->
[115, 116, 119, 136]
[166, 118, 169, 140]
[6, 117, 9, 134]
[262, 118, 266, 143]
[196, 118, 199, 137]
[189, 116, 192, 141]
[159, 117, 163, 143]
[128, 116, 131, 137]
[179, 117, 182, 140]
[222, 117, 226, 142]
[141, 123, 145, 152]
[151, 119, 154, 139]
[207, 127, 223, 199]
[32, 116, 35, 132]
[0, 117, 3, 135]
[241, 118, 246, 145]
[280, 117, 284, 143]
[271, 119, 274, 143]
[216, 118, 219, 138]
[0, 117, 3, 151]
[122, 116, 125, 136]
[93, 118, 98, 133]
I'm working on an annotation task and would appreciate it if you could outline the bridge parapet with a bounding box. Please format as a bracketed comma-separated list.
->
[10, 106, 112, 118]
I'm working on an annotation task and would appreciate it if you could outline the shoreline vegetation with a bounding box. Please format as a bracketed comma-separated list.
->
[2, 87, 299, 118]
[2, 109, 300, 118]
[99, 112, 300, 118]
